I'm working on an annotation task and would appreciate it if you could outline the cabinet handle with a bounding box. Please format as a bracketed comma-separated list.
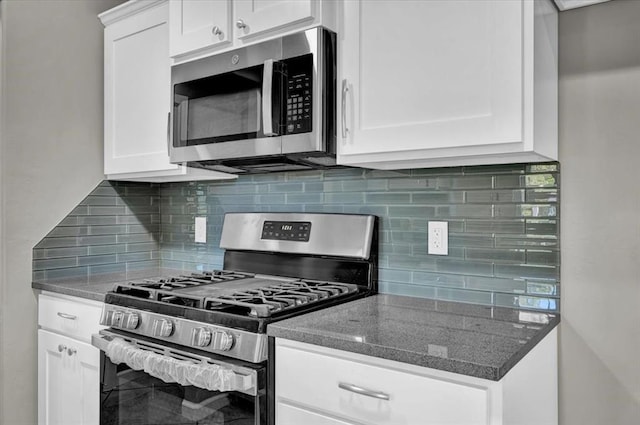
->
[67, 347, 77, 356]
[236, 19, 247, 29]
[57, 344, 67, 353]
[338, 382, 390, 401]
[341, 79, 349, 139]
[211, 26, 222, 36]
[57, 312, 77, 320]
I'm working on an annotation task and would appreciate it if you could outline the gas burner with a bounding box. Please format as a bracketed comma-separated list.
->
[203, 279, 359, 318]
[112, 270, 255, 305]
[188, 270, 254, 282]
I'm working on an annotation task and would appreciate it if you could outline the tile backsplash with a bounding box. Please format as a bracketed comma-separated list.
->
[33, 163, 559, 312]
[32, 181, 161, 280]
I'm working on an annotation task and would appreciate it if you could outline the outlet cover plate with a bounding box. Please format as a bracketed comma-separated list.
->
[195, 217, 207, 243]
[428, 221, 448, 255]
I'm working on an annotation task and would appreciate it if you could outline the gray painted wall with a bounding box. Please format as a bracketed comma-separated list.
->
[0, 1, 124, 423]
[559, 1, 640, 423]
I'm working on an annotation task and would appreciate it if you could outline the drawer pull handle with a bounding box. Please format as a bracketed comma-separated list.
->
[57, 344, 67, 353]
[57, 312, 77, 320]
[338, 382, 390, 401]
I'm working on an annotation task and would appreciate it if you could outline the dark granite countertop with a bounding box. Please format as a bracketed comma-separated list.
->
[32, 268, 183, 302]
[267, 294, 560, 381]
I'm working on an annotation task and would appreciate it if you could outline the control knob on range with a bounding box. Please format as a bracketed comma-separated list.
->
[100, 309, 140, 330]
[211, 330, 234, 351]
[190, 327, 212, 347]
[152, 318, 174, 337]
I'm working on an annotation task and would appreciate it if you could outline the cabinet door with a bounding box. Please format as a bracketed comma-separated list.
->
[169, 0, 232, 57]
[339, 0, 524, 158]
[234, 0, 315, 40]
[104, 2, 175, 175]
[38, 330, 100, 425]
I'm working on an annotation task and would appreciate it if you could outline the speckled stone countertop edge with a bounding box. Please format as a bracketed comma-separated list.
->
[268, 325, 507, 381]
[494, 319, 559, 379]
[31, 268, 185, 302]
[32, 281, 112, 302]
[267, 298, 561, 382]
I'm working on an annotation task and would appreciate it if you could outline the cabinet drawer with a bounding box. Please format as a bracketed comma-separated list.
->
[277, 401, 357, 425]
[276, 342, 489, 425]
[38, 293, 104, 342]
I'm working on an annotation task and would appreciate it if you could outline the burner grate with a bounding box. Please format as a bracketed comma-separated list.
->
[112, 271, 359, 319]
[112, 270, 254, 306]
[203, 279, 359, 318]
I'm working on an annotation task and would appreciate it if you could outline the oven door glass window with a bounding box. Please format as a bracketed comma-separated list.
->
[100, 358, 260, 425]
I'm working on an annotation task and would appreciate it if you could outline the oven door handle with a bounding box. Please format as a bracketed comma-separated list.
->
[91, 332, 111, 352]
[91, 332, 257, 396]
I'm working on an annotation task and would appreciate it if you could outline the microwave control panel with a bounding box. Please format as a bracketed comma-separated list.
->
[285, 54, 313, 135]
[286, 74, 312, 134]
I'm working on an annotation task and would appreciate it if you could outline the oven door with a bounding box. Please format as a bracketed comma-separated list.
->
[92, 329, 265, 425]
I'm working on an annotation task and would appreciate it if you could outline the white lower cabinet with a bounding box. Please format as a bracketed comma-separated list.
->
[38, 330, 100, 425]
[276, 328, 558, 425]
[37, 292, 104, 425]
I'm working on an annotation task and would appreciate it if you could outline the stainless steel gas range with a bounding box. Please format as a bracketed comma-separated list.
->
[92, 212, 378, 425]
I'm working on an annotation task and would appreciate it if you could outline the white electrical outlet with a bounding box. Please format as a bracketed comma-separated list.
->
[428, 221, 448, 255]
[194, 217, 207, 243]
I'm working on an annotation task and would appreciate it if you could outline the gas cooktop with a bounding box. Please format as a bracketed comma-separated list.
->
[112, 271, 359, 318]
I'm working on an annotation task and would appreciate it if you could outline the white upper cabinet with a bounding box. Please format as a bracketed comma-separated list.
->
[100, 0, 235, 182]
[169, 0, 336, 61]
[169, 0, 232, 57]
[338, 0, 558, 169]
[233, 0, 315, 40]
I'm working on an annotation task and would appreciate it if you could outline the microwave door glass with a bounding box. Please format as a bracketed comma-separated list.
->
[174, 64, 269, 147]
[187, 91, 260, 141]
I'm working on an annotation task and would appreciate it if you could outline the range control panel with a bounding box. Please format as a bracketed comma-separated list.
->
[261, 221, 311, 242]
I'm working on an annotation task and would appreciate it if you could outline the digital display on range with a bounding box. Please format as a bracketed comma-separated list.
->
[261, 221, 311, 242]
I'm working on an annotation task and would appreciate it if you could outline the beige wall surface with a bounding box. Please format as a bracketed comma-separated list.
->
[559, 1, 640, 424]
[0, 1, 123, 424]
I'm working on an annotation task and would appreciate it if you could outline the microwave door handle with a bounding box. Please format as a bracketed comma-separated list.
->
[262, 59, 277, 136]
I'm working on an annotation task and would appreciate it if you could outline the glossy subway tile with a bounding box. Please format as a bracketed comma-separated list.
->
[379, 282, 437, 299]
[464, 276, 527, 293]
[465, 219, 525, 234]
[465, 248, 526, 263]
[33, 162, 559, 312]
[435, 287, 493, 305]
[465, 189, 525, 204]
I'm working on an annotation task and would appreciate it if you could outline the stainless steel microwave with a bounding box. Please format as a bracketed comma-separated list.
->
[169, 27, 336, 174]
